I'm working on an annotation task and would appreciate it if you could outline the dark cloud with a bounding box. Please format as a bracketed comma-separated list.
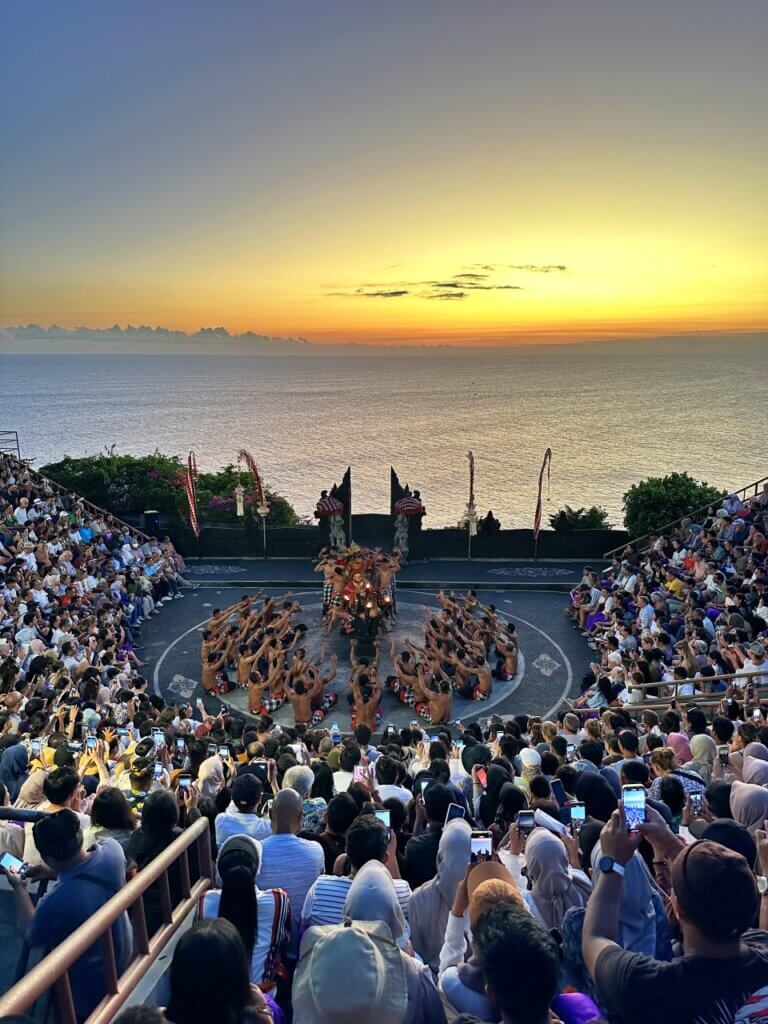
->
[465, 262, 567, 273]
[422, 290, 466, 301]
[323, 288, 409, 298]
[453, 272, 488, 281]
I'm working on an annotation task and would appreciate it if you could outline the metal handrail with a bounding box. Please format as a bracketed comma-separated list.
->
[603, 473, 768, 559]
[570, 668, 766, 718]
[0, 817, 213, 1024]
[1, 451, 153, 543]
[0, 430, 21, 459]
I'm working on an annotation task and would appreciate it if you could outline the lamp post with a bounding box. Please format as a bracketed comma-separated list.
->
[234, 484, 245, 518]
[256, 503, 269, 560]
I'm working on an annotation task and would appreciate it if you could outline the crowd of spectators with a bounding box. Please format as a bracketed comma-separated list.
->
[568, 485, 768, 710]
[2, 460, 768, 1024]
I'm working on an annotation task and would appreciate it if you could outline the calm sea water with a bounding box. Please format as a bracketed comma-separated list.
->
[1, 337, 765, 527]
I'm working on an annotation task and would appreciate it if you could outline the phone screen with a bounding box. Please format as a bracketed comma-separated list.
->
[207, 744, 217, 757]
[218, 746, 229, 759]
[445, 803, 465, 826]
[470, 831, 493, 864]
[689, 792, 704, 814]
[353, 766, 367, 784]
[375, 809, 391, 828]
[178, 775, 192, 791]
[153, 763, 163, 780]
[30, 740, 41, 757]
[475, 767, 488, 789]
[566, 743, 575, 761]
[86, 736, 97, 750]
[176, 738, 186, 752]
[550, 778, 568, 808]
[570, 803, 586, 833]
[0, 852, 26, 876]
[516, 810, 535, 835]
[496, 730, 505, 741]
[623, 785, 646, 832]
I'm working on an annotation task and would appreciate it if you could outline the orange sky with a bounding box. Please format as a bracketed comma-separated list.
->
[2, 2, 767, 345]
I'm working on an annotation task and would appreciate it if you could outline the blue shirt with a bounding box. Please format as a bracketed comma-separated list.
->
[27, 838, 132, 1021]
[256, 833, 323, 953]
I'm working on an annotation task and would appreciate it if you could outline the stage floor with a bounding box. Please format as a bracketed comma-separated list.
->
[141, 582, 589, 729]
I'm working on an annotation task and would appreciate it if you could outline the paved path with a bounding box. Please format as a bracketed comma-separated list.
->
[142, 584, 590, 729]
[179, 557, 606, 590]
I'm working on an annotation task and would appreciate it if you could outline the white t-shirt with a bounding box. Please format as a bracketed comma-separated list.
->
[377, 783, 413, 805]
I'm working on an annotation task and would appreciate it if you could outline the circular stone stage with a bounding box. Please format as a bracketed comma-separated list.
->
[142, 585, 589, 730]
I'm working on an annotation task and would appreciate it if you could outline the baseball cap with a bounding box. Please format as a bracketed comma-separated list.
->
[671, 840, 758, 941]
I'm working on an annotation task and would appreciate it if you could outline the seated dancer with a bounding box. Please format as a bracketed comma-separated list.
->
[349, 670, 383, 731]
[415, 677, 453, 725]
[386, 641, 419, 705]
[325, 566, 352, 635]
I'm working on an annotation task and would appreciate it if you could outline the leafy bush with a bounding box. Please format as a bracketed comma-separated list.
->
[622, 472, 724, 538]
[548, 505, 612, 531]
[40, 449, 297, 526]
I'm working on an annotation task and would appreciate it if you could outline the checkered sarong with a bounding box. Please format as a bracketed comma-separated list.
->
[263, 693, 286, 713]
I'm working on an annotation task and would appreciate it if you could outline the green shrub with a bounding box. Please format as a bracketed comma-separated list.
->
[622, 472, 724, 538]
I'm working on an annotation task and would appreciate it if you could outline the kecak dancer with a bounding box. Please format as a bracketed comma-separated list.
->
[314, 544, 400, 637]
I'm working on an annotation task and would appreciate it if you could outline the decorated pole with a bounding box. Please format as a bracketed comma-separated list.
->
[466, 450, 478, 559]
[533, 447, 553, 562]
[183, 451, 201, 559]
[237, 449, 270, 560]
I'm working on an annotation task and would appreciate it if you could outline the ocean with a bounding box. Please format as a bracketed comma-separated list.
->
[1, 335, 765, 528]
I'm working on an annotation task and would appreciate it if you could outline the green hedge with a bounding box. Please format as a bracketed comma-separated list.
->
[40, 450, 298, 527]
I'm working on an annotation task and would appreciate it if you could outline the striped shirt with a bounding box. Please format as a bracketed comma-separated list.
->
[301, 872, 412, 944]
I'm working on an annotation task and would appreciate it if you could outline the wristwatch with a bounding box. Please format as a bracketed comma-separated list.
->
[757, 875, 768, 895]
[598, 856, 626, 878]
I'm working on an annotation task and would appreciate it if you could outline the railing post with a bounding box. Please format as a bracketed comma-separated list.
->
[54, 971, 78, 1024]
[100, 926, 120, 996]
[131, 895, 151, 956]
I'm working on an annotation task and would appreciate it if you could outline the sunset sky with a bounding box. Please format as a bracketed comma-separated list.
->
[1, 1, 766, 345]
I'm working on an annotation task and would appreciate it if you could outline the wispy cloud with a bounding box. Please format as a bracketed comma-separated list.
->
[322, 260, 564, 301]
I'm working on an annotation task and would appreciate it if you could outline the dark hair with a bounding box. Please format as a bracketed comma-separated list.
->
[424, 781, 454, 824]
[140, 789, 179, 837]
[353, 724, 372, 746]
[339, 744, 361, 772]
[310, 762, 334, 803]
[114, 1008, 166, 1024]
[618, 730, 639, 754]
[540, 752, 559, 777]
[91, 787, 137, 831]
[43, 766, 80, 806]
[556, 765, 578, 796]
[428, 740, 448, 762]
[33, 808, 83, 862]
[711, 716, 735, 744]
[166, 919, 252, 1024]
[374, 755, 397, 784]
[346, 814, 388, 869]
[688, 708, 708, 735]
[659, 775, 686, 817]
[579, 741, 605, 767]
[326, 792, 358, 834]
[231, 773, 262, 812]
[217, 848, 259, 959]
[474, 900, 560, 1021]
[621, 760, 650, 786]
[529, 775, 552, 802]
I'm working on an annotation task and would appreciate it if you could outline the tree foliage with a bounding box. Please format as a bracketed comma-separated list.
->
[622, 472, 724, 538]
[40, 449, 298, 526]
[548, 505, 612, 531]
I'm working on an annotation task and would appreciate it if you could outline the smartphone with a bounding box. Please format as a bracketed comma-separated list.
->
[207, 743, 217, 757]
[445, 803, 465, 826]
[754, 709, 762, 721]
[68, 741, 82, 753]
[570, 802, 586, 835]
[689, 792, 704, 815]
[566, 743, 576, 762]
[550, 778, 568, 808]
[178, 773, 192, 791]
[475, 766, 488, 789]
[153, 762, 163, 780]
[623, 784, 646, 833]
[218, 746, 229, 759]
[454, 739, 465, 751]
[0, 852, 27, 878]
[30, 739, 41, 758]
[718, 744, 730, 766]
[375, 809, 391, 828]
[496, 730, 505, 741]
[470, 830, 493, 864]
[86, 736, 97, 751]
[176, 738, 186, 754]
[352, 765, 367, 784]
[289, 743, 304, 759]
[516, 809, 535, 835]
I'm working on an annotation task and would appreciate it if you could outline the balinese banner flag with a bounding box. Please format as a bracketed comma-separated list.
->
[533, 448, 553, 540]
[184, 451, 200, 537]
[237, 449, 268, 510]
